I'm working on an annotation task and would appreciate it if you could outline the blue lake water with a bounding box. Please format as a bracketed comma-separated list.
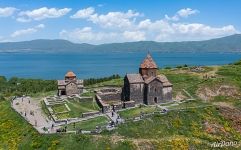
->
[0, 51, 241, 80]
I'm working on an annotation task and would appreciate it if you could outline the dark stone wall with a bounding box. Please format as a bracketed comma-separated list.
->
[95, 95, 110, 113]
[139, 68, 157, 77]
[123, 101, 135, 108]
[123, 76, 130, 101]
[112, 103, 123, 111]
[129, 83, 144, 104]
[98, 92, 121, 102]
[145, 79, 163, 105]
[162, 87, 173, 101]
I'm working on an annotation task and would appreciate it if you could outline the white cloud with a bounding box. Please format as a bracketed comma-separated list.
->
[123, 31, 146, 41]
[0, 7, 17, 17]
[63, 7, 239, 43]
[60, 27, 119, 43]
[177, 8, 199, 18]
[168, 23, 237, 41]
[72, 8, 140, 29]
[165, 8, 199, 21]
[11, 24, 45, 38]
[17, 7, 71, 22]
[70, 7, 95, 19]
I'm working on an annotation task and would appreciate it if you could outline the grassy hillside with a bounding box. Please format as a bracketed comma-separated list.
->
[0, 60, 241, 149]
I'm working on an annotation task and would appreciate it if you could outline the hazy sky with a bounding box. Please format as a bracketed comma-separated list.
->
[0, 0, 240, 44]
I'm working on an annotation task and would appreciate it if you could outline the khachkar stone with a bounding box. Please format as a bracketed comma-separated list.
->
[122, 52, 173, 105]
[57, 71, 84, 96]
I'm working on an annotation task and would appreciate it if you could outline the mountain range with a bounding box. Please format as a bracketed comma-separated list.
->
[0, 34, 241, 53]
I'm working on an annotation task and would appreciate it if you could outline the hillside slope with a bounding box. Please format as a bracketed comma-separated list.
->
[0, 60, 241, 149]
[0, 34, 241, 53]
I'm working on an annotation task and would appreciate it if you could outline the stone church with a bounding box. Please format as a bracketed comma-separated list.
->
[122, 53, 173, 105]
[57, 71, 84, 96]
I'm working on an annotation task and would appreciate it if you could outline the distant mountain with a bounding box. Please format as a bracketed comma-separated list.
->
[0, 34, 241, 53]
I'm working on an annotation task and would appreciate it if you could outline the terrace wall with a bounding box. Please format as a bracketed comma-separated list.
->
[82, 111, 100, 118]
[95, 95, 110, 113]
[123, 101, 135, 108]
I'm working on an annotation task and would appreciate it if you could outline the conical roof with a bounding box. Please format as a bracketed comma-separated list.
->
[65, 71, 76, 77]
[140, 53, 158, 69]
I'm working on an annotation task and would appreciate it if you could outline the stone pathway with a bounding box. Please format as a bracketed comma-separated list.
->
[11, 97, 60, 133]
[106, 111, 124, 124]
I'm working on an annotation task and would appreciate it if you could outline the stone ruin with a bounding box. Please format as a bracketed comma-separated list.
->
[95, 87, 135, 113]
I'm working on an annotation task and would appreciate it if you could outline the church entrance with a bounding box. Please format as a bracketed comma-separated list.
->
[154, 97, 157, 103]
[61, 90, 66, 95]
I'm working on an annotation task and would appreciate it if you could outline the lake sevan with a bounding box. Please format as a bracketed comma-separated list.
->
[0, 51, 241, 79]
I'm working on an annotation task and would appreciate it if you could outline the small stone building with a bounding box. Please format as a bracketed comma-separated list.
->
[123, 53, 173, 105]
[57, 71, 84, 96]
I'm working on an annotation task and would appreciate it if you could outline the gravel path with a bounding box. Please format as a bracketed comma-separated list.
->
[11, 97, 60, 133]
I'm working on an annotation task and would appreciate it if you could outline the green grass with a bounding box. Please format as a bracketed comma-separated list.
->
[51, 104, 68, 113]
[0, 100, 136, 150]
[212, 96, 241, 109]
[111, 106, 241, 149]
[56, 112, 71, 119]
[217, 64, 241, 88]
[1, 61, 241, 149]
[167, 100, 211, 110]
[30, 90, 56, 98]
[40, 100, 51, 119]
[0, 100, 60, 149]
[66, 116, 109, 131]
[67, 99, 100, 118]
[50, 98, 100, 119]
[119, 105, 161, 119]
[159, 69, 202, 97]
[81, 91, 95, 97]
[87, 78, 123, 88]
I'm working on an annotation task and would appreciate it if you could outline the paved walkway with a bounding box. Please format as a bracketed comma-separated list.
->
[106, 111, 124, 124]
[11, 97, 60, 133]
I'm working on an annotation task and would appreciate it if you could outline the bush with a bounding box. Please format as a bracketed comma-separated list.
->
[233, 59, 241, 65]
[84, 74, 120, 86]
[165, 66, 172, 69]
[176, 65, 183, 68]
[0, 94, 5, 101]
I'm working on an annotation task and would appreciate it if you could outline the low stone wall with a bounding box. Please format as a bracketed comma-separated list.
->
[97, 88, 122, 102]
[99, 88, 120, 93]
[98, 93, 121, 102]
[123, 101, 135, 108]
[95, 95, 109, 113]
[82, 111, 100, 118]
[113, 102, 123, 111]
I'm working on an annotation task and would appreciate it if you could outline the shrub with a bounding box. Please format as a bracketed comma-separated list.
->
[233, 60, 241, 65]
[165, 66, 172, 69]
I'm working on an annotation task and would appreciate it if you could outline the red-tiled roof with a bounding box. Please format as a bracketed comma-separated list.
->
[65, 71, 76, 77]
[140, 53, 158, 69]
